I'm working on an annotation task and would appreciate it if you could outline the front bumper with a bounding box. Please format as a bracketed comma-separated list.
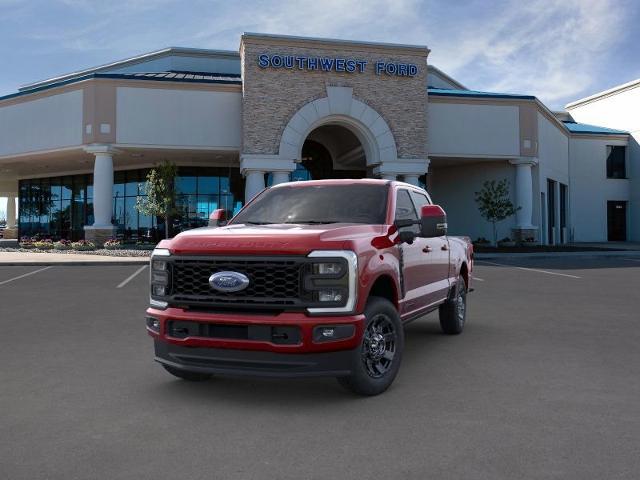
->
[147, 307, 365, 376]
[155, 341, 356, 378]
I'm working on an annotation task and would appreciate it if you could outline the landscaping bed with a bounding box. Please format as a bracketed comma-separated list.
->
[0, 247, 151, 257]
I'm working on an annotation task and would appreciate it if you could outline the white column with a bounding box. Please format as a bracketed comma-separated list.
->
[271, 171, 290, 185]
[403, 174, 420, 186]
[244, 170, 265, 203]
[6, 195, 16, 229]
[91, 151, 115, 227]
[509, 158, 538, 229]
[380, 173, 396, 181]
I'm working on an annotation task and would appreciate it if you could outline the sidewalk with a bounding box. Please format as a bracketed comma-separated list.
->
[0, 251, 149, 266]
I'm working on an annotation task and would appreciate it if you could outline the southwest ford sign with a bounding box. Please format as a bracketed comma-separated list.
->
[257, 54, 418, 77]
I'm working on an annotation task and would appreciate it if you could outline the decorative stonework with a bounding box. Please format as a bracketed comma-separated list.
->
[278, 85, 398, 165]
[84, 226, 116, 247]
[2, 228, 18, 240]
[240, 34, 429, 163]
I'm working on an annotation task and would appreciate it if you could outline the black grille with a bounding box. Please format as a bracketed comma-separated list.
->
[169, 256, 308, 309]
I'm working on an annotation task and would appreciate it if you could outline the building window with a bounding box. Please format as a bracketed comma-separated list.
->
[606, 146, 626, 179]
[18, 167, 245, 242]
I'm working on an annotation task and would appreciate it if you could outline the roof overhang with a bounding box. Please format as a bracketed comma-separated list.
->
[19, 47, 240, 93]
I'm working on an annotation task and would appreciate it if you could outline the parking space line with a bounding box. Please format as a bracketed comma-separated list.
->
[624, 258, 640, 263]
[0, 266, 52, 286]
[117, 265, 148, 289]
[471, 276, 485, 282]
[477, 260, 581, 279]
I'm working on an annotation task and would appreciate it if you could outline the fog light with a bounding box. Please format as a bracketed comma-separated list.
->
[146, 317, 160, 332]
[318, 289, 343, 302]
[313, 324, 356, 343]
[321, 327, 335, 338]
[152, 284, 166, 296]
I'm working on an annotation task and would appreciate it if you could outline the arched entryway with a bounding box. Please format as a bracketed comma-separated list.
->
[300, 124, 367, 180]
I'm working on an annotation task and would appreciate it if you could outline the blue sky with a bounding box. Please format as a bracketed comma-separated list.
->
[1, 0, 639, 108]
[1, 0, 639, 218]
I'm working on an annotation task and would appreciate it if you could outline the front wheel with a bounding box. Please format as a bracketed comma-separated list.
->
[439, 276, 467, 335]
[337, 296, 404, 396]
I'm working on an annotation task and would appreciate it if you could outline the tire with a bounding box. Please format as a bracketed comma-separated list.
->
[337, 296, 404, 396]
[162, 364, 212, 382]
[439, 276, 467, 335]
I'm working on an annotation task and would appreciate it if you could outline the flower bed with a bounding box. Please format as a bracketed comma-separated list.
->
[54, 239, 72, 250]
[70, 240, 96, 251]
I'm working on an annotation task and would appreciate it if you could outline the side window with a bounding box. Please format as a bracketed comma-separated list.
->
[395, 189, 419, 232]
[409, 191, 430, 215]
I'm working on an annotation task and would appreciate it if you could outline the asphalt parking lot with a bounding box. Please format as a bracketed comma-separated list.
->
[1, 257, 639, 479]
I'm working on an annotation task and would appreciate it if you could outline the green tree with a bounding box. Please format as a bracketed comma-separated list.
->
[474, 179, 520, 246]
[135, 161, 178, 239]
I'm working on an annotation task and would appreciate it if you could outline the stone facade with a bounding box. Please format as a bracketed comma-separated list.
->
[240, 34, 429, 162]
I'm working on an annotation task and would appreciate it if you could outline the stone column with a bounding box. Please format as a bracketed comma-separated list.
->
[3, 195, 17, 240]
[244, 170, 265, 203]
[271, 171, 290, 186]
[403, 174, 420, 186]
[509, 158, 538, 241]
[6, 195, 16, 229]
[373, 159, 428, 185]
[240, 154, 295, 203]
[84, 145, 117, 245]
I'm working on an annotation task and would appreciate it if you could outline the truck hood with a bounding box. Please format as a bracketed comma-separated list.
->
[166, 223, 388, 255]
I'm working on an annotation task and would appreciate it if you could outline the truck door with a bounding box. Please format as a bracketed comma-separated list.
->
[394, 189, 439, 316]
[409, 190, 451, 303]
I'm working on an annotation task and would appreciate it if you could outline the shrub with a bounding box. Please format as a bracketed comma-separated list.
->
[20, 236, 35, 249]
[474, 237, 490, 245]
[54, 239, 72, 250]
[33, 239, 54, 250]
[103, 238, 122, 250]
[71, 240, 96, 251]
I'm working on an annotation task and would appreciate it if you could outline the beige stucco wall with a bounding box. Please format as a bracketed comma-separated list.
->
[240, 35, 429, 160]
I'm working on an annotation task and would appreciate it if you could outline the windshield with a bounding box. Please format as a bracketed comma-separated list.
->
[231, 184, 389, 225]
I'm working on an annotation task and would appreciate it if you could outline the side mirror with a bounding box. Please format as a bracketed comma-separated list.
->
[208, 209, 228, 227]
[420, 205, 447, 237]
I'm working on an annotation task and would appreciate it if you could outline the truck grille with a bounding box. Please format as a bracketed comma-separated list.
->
[169, 256, 307, 309]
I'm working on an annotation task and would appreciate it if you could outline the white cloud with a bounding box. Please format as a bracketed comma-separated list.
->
[4, 0, 635, 109]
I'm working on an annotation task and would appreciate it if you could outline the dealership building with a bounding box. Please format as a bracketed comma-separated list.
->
[0, 33, 637, 244]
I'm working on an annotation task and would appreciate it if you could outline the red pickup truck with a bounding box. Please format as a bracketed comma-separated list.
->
[146, 179, 473, 395]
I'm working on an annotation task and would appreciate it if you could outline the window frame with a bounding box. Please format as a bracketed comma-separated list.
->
[606, 145, 627, 179]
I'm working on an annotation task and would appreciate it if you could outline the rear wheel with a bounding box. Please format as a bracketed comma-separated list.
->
[162, 364, 212, 382]
[439, 276, 467, 335]
[337, 296, 404, 396]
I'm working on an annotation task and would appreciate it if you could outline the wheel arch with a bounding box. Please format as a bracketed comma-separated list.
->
[366, 274, 400, 309]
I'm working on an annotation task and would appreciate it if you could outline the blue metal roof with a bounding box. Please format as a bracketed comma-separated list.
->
[428, 87, 535, 100]
[562, 121, 628, 135]
[0, 71, 242, 102]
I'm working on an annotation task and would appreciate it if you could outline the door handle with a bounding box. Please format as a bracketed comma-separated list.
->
[422, 246, 432, 253]
[441, 244, 449, 251]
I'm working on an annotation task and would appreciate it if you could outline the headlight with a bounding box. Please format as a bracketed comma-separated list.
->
[150, 249, 171, 308]
[306, 251, 358, 314]
[313, 262, 344, 276]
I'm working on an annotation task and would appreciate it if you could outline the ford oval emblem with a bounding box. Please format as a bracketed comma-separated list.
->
[209, 271, 250, 292]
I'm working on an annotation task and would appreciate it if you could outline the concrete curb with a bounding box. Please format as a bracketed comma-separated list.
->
[475, 250, 640, 260]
